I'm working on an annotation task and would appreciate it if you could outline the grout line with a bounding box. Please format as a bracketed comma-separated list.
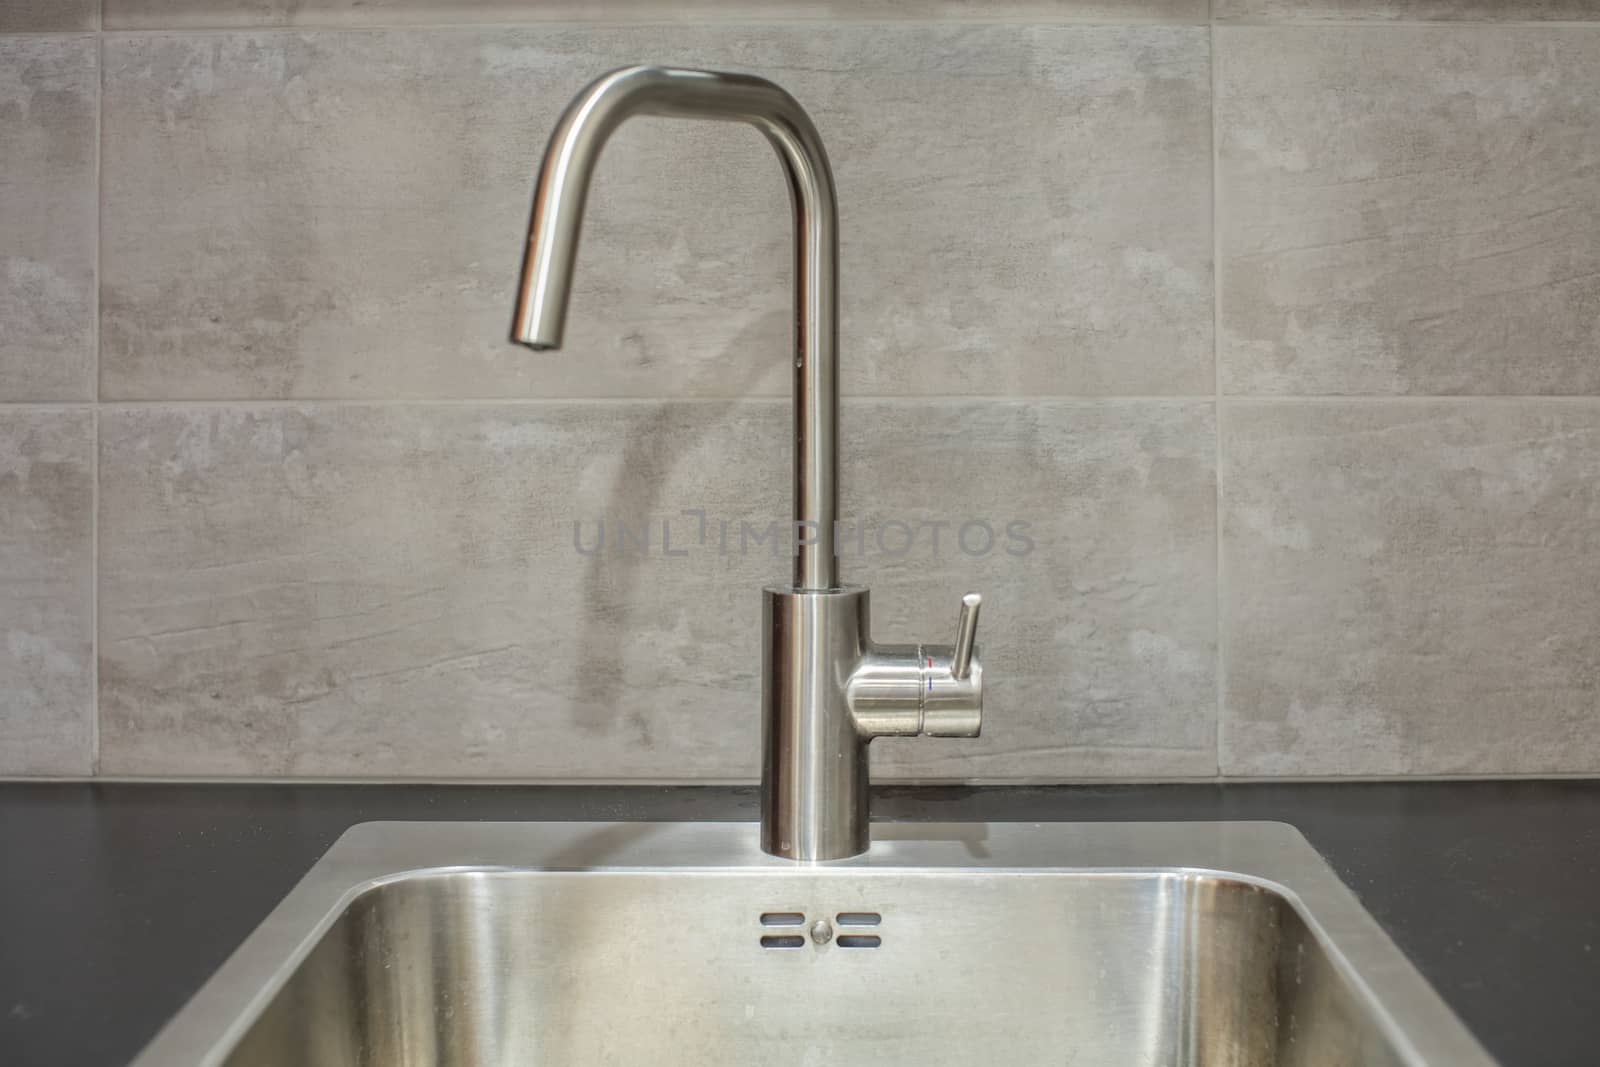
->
[36, 395, 1600, 411]
[90, 17, 1212, 37]
[2, 771, 1597, 786]
[87, 395, 1220, 408]
[89, 417, 99, 776]
[0, 16, 1590, 48]
[89, 26, 103, 778]
[76, 17, 1600, 36]
[0, 15, 1593, 39]
[1208, 18, 1600, 29]
[1209, 12, 1225, 781]
[1218, 394, 1600, 404]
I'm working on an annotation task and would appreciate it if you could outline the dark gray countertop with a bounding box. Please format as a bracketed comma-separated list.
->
[1, 780, 1596, 1066]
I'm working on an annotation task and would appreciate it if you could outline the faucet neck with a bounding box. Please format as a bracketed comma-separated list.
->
[513, 66, 840, 590]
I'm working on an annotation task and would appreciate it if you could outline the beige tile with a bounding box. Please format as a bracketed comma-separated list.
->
[0, 0, 96, 31]
[97, 401, 786, 777]
[1218, 27, 1600, 395]
[0, 37, 97, 402]
[0, 410, 94, 776]
[1222, 400, 1600, 776]
[103, 0, 1209, 30]
[857, 401, 1218, 780]
[1217, 0, 1600, 20]
[98, 399, 1214, 779]
[101, 25, 1212, 400]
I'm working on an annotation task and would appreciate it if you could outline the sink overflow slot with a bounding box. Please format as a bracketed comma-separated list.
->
[835, 912, 881, 926]
[836, 935, 882, 949]
[759, 935, 806, 949]
[759, 912, 805, 927]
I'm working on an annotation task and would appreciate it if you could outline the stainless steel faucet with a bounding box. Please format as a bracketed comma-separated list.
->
[514, 66, 984, 861]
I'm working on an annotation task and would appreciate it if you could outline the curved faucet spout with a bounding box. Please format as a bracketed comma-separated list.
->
[513, 65, 840, 591]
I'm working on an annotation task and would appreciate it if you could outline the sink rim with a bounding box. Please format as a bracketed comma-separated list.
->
[131, 820, 1497, 1067]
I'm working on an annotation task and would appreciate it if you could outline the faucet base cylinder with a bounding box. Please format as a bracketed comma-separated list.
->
[761, 586, 870, 861]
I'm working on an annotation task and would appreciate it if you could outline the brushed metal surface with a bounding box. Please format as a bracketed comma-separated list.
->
[131, 821, 1497, 1066]
[511, 65, 840, 591]
[510, 68, 985, 858]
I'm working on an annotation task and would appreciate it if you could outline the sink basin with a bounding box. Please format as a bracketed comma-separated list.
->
[132, 822, 1494, 1066]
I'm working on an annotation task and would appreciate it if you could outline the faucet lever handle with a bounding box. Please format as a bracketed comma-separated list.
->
[951, 593, 982, 680]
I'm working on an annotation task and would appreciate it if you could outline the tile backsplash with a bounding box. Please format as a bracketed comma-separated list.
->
[2, 0, 1596, 780]
[0, 36, 96, 400]
[99, 25, 1212, 400]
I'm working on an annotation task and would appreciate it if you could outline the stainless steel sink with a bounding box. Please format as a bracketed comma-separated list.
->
[132, 821, 1495, 1066]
